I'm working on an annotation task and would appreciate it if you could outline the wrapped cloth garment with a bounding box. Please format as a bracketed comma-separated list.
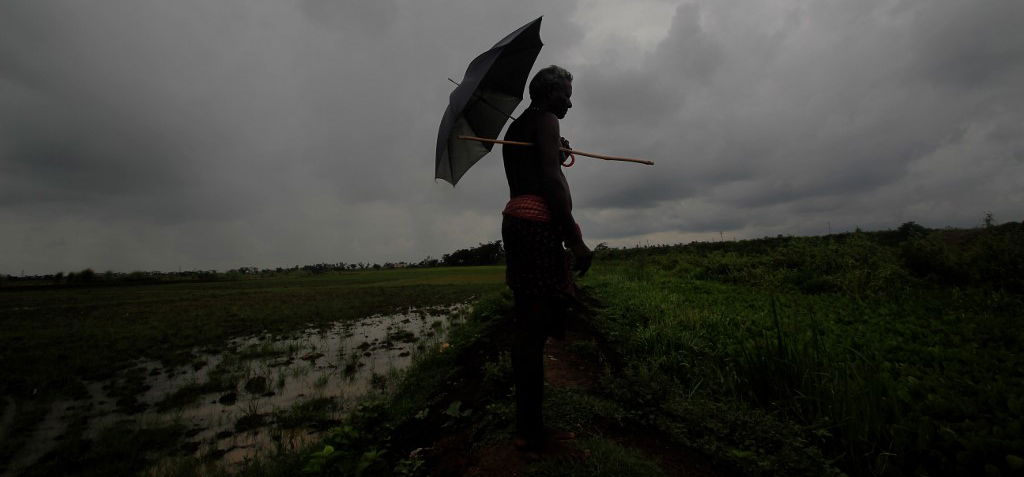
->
[502, 194, 580, 339]
[501, 195, 578, 300]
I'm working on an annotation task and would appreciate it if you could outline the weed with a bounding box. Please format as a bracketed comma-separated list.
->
[236, 399, 264, 432]
[369, 372, 388, 391]
[313, 372, 330, 390]
[274, 397, 338, 429]
[301, 426, 387, 475]
[529, 437, 667, 477]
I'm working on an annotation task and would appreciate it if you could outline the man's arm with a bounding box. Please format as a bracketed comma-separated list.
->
[536, 113, 587, 253]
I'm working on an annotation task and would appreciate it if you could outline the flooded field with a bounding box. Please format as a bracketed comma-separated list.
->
[3, 304, 469, 475]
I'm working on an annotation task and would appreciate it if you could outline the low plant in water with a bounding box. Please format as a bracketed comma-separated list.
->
[236, 398, 264, 432]
[301, 426, 387, 475]
[314, 371, 331, 390]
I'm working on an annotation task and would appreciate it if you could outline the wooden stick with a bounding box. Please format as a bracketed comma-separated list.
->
[457, 135, 654, 165]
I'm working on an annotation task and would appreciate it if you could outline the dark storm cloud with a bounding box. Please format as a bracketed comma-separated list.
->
[2, 0, 1022, 273]
[0, 1, 314, 223]
[300, 0, 399, 32]
[0, 0, 583, 273]
[565, 0, 1024, 242]
[583, 173, 695, 209]
[582, 202, 748, 238]
[904, 1, 1024, 89]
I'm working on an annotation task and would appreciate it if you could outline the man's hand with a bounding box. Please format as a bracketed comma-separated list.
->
[570, 243, 593, 278]
[559, 137, 573, 165]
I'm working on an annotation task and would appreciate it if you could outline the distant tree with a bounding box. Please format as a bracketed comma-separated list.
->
[441, 240, 504, 266]
[79, 268, 96, 282]
[897, 221, 928, 240]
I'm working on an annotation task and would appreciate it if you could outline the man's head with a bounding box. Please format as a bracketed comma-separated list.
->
[528, 65, 573, 119]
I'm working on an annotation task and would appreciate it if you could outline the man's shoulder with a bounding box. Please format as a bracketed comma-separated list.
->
[505, 111, 557, 141]
[505, 114, 535, 140]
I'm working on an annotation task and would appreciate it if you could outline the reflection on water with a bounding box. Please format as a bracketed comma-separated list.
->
[4, 304, 468, 475]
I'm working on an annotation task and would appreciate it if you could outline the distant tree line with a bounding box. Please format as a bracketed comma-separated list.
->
[6, 219, 1022, 290]
[0, 240, 507, 288]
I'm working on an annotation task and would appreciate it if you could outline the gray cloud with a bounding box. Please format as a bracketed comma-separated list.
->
[0, 0, 582, 273]
[566, 0, 1024, 242]
[2, 0, 1023, 274]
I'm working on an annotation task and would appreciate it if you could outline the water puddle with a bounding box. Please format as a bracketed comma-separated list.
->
[5, 304, 469, 475]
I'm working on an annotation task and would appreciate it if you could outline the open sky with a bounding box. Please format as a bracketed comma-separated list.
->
[3, 0, 1023, 274]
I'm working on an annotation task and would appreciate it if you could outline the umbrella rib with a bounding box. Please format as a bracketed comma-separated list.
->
[448, 78, 516, 122]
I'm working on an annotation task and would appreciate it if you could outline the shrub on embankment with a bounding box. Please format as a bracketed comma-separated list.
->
[587, 222, 1024, 476]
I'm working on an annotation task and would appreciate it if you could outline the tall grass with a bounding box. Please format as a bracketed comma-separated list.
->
[587, 224, 1024, 476]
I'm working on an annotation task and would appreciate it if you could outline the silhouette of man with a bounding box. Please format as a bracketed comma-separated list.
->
[501, 65, 592, 451]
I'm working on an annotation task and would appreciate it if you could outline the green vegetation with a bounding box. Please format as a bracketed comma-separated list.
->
[530, 437, 668, 477]
[584, 221, 1024, 476]
[3, 221, 1021, 476]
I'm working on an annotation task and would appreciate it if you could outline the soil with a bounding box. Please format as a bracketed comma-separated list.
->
[425, 319, 734, 477]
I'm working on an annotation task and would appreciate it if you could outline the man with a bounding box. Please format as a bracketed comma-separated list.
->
[500, 65, 593, 451]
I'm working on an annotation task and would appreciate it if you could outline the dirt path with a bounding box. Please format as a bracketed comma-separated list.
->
[435, 327, 732, 477]
[546, 331, 726, 477]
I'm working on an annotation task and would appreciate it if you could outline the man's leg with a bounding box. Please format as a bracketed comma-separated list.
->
[512, 294, 547, 447]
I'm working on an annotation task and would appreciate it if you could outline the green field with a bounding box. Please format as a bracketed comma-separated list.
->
[2, 223, 1022, 477]
[583, 226, 1024, 476]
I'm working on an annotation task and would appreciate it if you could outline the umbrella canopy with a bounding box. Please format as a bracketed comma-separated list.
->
[435, 17, 543, 186]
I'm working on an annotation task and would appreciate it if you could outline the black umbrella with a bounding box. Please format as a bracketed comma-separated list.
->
[435, 17, 543, 186]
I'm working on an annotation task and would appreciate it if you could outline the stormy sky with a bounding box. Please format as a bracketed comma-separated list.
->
[2, 0, 1023, 274]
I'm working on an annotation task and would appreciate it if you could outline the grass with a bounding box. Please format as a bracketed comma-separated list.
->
[274, 397, 340, 429]
[582, 224, 1024, 476]
[530, 437, 668, 477]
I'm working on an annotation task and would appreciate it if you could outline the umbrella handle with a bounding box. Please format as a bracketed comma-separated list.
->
[457, 135, 654, 166]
